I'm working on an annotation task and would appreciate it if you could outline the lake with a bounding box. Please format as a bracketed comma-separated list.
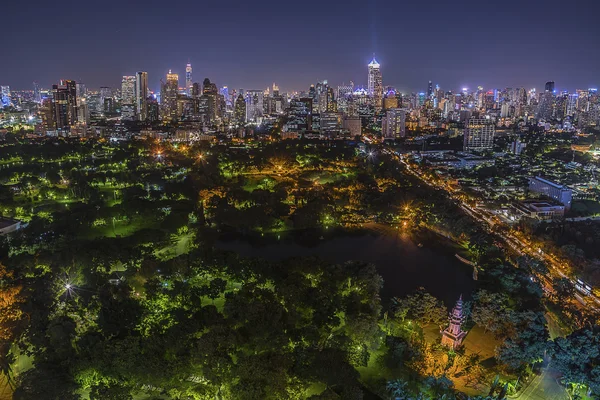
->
[216, 224, 477, 306]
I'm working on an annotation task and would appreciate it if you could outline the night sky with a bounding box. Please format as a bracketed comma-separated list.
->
[2, 0, 599, 93]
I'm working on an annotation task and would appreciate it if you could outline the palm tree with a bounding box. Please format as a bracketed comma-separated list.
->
[386, 379, 411, 400]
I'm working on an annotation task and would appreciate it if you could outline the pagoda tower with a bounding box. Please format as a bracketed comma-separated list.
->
[441, 295, 468, 349]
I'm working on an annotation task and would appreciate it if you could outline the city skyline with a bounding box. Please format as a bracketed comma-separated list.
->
[2, 0, 600, 92]
[4, 58, 599, 95]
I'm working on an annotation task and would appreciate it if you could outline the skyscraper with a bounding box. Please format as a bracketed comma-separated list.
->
[121, 76, 137, 120]
[136, 72, 148, 121]
[234, 94, 246, 124]
[0, 86, 11, 108]
[52, 80, 77, 130]
[161, 70, 179, 121]
[367, 57, 383, 110]
[463, 116, 495, 151]
[545, 81, 555, 93]
[245, 90, 264, 123]
[427, 81, 433, 98]
[33, 82, 41, 103]
[185, 63, 193, 96]
[382, 108, 406, 138]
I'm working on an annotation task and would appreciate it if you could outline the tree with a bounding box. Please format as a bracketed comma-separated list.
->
[89, 382, 133, 400]
[394, 288, 447, 327]
[471, 290, 510, 335]
[552, 277, 575, 301]
[386, 379, 412, 400]
[0, 263, 25, 377]
[548, 325, 600, 396]
[495, 311, 548, 371]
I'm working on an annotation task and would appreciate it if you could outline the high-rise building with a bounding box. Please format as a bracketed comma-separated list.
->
[234, 94, 246, 124]
[121, 76, 137, 120]
[161, 70, 179, 121]
[191, 82, 201, 98]
[76, 83, 87, 99]
[382, 108, 406, 139]
[0, 86, 11, 108]
[427, 81, 433, 98]
[383, 89, 399, 110]
[185, 63, 193, 96]
[100, 87, 111, 104]
[136, 72, 148, 121]
[285, 98, 312, 132]
[202, 78, 218, 122]
[545, 81, 555, 93]
[463, 116, 495, 151]
[52, 80, 78, 130]
[245, 90, 264, 122]
[40, 98, 56, 132]
[367, 57, 383, 110]
[33, 82, 41, 103]
[147, 97, 159, 122]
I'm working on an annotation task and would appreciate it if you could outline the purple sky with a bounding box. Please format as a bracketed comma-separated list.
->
[2, 0, 599, 93]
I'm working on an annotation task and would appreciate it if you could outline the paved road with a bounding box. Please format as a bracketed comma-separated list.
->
[514, 368, 568, 400]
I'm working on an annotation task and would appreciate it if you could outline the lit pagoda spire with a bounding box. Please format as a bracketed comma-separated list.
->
[441, 295, 468, 349]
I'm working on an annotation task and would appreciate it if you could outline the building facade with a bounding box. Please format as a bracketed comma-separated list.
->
[463, 116, 495, 151]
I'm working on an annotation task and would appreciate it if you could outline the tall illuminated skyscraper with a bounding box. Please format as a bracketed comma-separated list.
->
[161, 70, 179, 121]
[185, 62, 193, 96]
[33, 82, 41, 103]
[367, 57, 383, 110]
[136, 72, 148, 121]
[52, 80, 77, 130]
[121, 76, 137, 120]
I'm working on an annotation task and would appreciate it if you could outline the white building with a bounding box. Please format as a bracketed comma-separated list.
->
[528, 176, 572, 210]
[121, 76, 137, 120]
[463, 116, 495, 151]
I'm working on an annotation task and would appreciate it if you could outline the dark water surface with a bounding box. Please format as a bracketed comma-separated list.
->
[216, 224, 476, 306]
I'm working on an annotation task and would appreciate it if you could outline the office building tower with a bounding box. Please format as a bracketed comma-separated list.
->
[382, 108, 406, 139]
[76, 83, 87, 99]
[136, 72, 148, 121]
[192, 82, 201, 98]
[367, 57, 383, 109]
[383, 89, 399, 110]
[121, 76, 137, 120]
[220, 86, 231, 107]
[77, 97, 90, 125]
[234, 94, 246, 124]
[161, 70, 179, 121]
[100, 87, 111, 104]
[33, 82, 41, 103]
[245, 90, 264, 122]
[545, 81, 555, 93]
[40, 98, 56, 132]
[52, 80, 78, 130]
[285, 98, 312, 132]
[0, 86, 11, 108]
[147, 97, 159, 122]
[201, 78, 218, 122]
[536, 91, 554, 121]
[185, 62, 193, 96]
[529, 176, 572, 209]
[427, 81, 433, 98]
[463, 116, 495, 151]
